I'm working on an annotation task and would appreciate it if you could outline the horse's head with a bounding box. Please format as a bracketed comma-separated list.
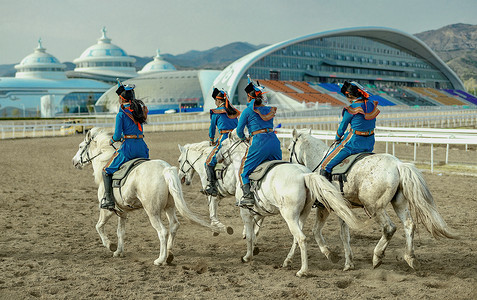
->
[216, 129, 246, 167]
[287, 128, 311, 164]
[177, 141, 210, 185]
[72, 127, 111, 169]
[177, 144, 194, 185]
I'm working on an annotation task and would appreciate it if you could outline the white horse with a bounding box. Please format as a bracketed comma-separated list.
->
[72, 127, 220, 265]
[216, 130, 360, 277]
[288, 129, 458, 271]
[177, 141, 236, 234]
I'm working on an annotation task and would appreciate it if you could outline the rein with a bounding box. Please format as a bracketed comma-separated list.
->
[289, 136, 338, 172]
[80, 135, 103, 165]
[311, 140, 338, 172]
[220, 139, 246, 166]
[179, 149, 203, 174]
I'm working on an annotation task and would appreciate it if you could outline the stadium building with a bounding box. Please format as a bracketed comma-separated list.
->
[0, 28, 179, 117]
[96, 70, 221, 114]
[0, 39, 110, 117]
[207, 27, 477, 110]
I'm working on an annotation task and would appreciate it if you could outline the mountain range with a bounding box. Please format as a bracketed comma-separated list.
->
[1, 24, 476, 91]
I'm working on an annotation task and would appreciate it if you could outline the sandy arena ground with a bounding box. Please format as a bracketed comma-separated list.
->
[0, 130, 476, 299]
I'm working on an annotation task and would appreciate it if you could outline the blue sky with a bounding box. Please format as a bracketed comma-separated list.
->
[1, 0, 476, 64]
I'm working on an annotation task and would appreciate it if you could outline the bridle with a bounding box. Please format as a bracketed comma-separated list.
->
[288, 138, 304, 165]
[179, 149, 203, 175]
[79, 134, 103, 165]
[219, 139, 246, 166]
[289, 136, 338, 172]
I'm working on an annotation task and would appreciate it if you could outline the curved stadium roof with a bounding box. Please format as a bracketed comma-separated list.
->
[208, 26, 464, 109]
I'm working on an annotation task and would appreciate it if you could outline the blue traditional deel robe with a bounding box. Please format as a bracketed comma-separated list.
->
[321, 100, 380, 173]
[236, 99, 282, 185]
[104, 104, 149, 174]
[205, 106, 239, 167]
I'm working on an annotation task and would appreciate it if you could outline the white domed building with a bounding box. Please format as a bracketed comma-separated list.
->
[138, 49, 176, 75]
[69, 27, 137, 82]
[14, 39, 67, 80]
[0, 39, 110, 118]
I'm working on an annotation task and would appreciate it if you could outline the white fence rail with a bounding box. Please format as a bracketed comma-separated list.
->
[276, 126, 477, 173]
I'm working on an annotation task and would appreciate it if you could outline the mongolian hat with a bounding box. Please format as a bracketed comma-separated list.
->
[244, 75, 264, 96]
[341, 81, 369, 99]
[116, 79, 136, 101]
[212, 88, 225, 100]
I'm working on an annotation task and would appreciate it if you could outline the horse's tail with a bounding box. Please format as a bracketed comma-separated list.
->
[163, 166, 220, 234]
[397, 163, 458, 239]
[304, 173, 360, 230]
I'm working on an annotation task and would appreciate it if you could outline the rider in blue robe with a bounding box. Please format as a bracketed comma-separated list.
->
[236, 79, 282, 207]
[320, 81, 380, 181]
[204, 88, 240, 196]
[101, 82, 149, 210]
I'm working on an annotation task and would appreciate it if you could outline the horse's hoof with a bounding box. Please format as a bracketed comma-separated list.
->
[226, 227, 234, 235]
[373, 260, 382, 269]
[328, 251, 341, 263]
[253, 247, 260, 256]
[166, 253, 174, 264]
[213, 231, 220, 237]
[343, 264, 355, 271]
[296, 270, 307, 277]
[109, 243, 117, 252]
[404, 255, 420, 270]
[113, 251, 123, 258]
[241, 256, 250, 263]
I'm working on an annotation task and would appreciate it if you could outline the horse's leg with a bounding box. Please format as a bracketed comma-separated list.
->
[280, 209, 308, 277]
[208, 195, 225, 229]
[283, 212, 307, 269]
[164, 206, 180, 264]
[143, 207, 169, 266]
[95, 209, 117, 252]
[283, 236, 298, 269]
[113, 215, 127, 257]
[240, 208, 256, 263]
[312, 207, 340, 263]
[391, 191, 419, 270]
[372, 209, 397, 269]
[338, 218, 354, 271]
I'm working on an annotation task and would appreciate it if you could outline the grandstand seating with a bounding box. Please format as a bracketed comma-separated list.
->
[259, 80, 297, 93]
[368, 95, 395, 106]
[407, 87, 467, 106]
[260, 80, 345, 106]
[260, 80, 475, 108]
[443, 89, 477, 105]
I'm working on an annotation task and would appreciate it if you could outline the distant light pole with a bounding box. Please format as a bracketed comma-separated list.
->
[20, 104, 26, 117]
[77, 105, 81, 116]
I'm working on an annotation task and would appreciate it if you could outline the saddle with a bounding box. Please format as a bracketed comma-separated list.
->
[249, 160, 289, 199]
[249, 160, 289, 182]
[330, 152, 374, 195]
[112, 158, 150, 188]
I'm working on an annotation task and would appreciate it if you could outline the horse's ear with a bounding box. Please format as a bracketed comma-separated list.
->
[178, 144, 184, 152]
[292, 128, 298, 140]
[85, 129, 92, 140]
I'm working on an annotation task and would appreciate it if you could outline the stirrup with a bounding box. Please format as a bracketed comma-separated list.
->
[312, 199, 326, 209]
[100, 197, 116, 210]
[239, 196, 255, 207]
[204, 184, 218, 197]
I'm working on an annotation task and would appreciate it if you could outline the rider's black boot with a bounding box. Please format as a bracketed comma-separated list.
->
[204, 165, 218, 196]
[239, 183, 255, 207]
[100, 172, 115, 210]
[319, 169, 333, 182]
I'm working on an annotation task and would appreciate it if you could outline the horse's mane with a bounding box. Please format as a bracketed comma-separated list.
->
[300, 132, 327, 148]
[185, 141, 210, 152]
